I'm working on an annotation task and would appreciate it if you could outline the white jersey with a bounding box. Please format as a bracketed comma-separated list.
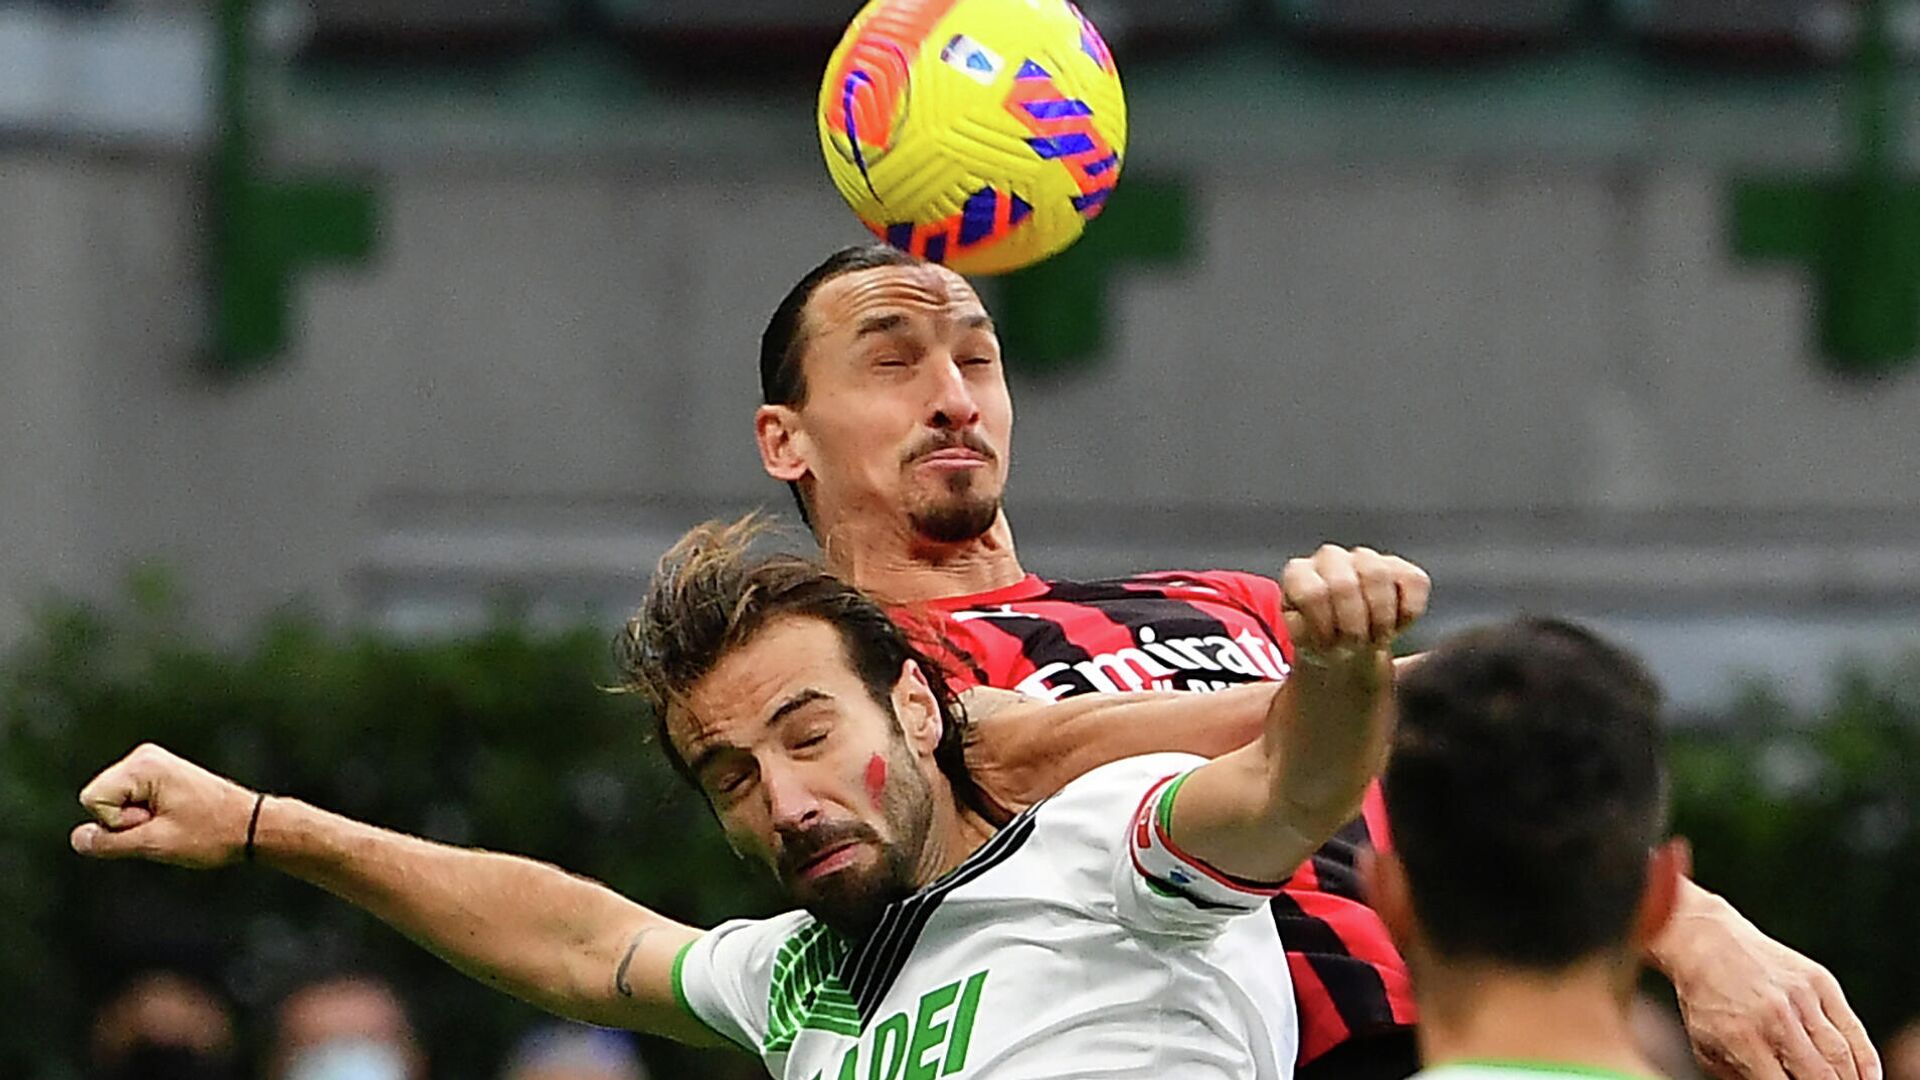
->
[673, 753, 1297, 1079]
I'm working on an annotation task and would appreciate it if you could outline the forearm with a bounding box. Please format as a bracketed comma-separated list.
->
[1645, 876, 1880, 1080]
[1645, 877, 1733, 975]
[255, 797, 697, 1032]
[963, 684, 1276, 810]
[1266, 650, 1394, 841]
[1169, 649, 1393, 880]
[1022, 685, 1271, 769]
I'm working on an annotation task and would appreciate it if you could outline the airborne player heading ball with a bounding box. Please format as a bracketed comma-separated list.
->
[747, 240, 1880, 1080]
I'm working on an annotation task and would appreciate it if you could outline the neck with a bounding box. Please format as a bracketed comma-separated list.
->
[916, 789, 999, 887]
[817, 511, 1026, 603]
[826, 777, 999, 943]
[1416, 955, 1656, 1080]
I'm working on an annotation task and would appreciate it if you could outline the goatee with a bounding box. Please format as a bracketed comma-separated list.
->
[910, 494, 1000, 544]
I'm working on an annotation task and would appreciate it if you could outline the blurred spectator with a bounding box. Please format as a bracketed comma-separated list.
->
[1886, 1016, 1920, 1080]
[501, 1023, 649, 1080]
[271, 974, 426, 1080]
[89, 970, 238, 1080]
[1631, 993, 1705, 1080]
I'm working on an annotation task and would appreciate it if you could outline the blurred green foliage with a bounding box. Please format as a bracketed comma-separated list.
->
[1669, 661, 1920, 1039]
[2, 582, 1917, 1078]
[0, 577, 779, 1080]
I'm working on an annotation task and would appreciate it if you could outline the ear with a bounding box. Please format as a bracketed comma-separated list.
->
[1360, 847, 1419, 955]
[755, 404, 811, 483]
[891, 659, 945, 759]
[1633, 837, 1692, 949]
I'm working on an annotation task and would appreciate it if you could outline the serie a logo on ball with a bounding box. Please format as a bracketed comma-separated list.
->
[818, 0, 1128, 276]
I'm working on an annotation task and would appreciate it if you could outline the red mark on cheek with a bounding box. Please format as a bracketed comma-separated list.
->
[864, 753, 888, 806]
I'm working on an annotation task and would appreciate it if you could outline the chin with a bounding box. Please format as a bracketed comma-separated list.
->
[909, 495, 1002, 545]
[802, 870, 910, 936]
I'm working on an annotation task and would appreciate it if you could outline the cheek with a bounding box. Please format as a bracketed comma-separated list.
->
[814, 408, 913, 481]
[978, 392, 1014, 451]
[864, 753, 889, 806]
[716, 810, 773, 864]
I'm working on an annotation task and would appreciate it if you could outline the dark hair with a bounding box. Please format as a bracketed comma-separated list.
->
[759, 244, 926, 529]
[1386, 616, 1668, 971]
[614, 514, 1002, 824]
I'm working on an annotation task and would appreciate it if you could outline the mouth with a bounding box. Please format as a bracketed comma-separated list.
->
[915, 448, 990, 470]
[796, 841, 865, 881]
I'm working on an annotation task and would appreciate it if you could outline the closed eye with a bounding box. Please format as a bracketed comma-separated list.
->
[695, 751, 756, 800]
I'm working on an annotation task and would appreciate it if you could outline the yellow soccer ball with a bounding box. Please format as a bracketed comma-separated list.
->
[818, 0, 1127, 276]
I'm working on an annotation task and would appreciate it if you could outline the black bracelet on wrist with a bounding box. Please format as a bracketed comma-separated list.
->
[244, 792, 267, 863]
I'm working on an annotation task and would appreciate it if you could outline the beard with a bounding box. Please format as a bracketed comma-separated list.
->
[775, 740, 937, 938]
[901, 430, 1004, 544]
[908, 487, 1002, 544]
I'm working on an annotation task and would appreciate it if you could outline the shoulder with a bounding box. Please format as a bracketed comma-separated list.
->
[674, 909, 824, 1058]
[1037, 752, 1209, 830]
[686, 909, 820, 980]
[1063, 751, 1211, 788]
[979, 754, 1207, 911]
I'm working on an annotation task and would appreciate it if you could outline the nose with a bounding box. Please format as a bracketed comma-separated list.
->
[762, 759, 824, 833]
[926, 354, 982, 431]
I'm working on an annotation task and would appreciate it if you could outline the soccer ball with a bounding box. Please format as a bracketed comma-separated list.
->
[818, 0, 1127, 276]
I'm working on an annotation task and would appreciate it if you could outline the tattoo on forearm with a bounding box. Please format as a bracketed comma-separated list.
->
[614, 929, 652, 998]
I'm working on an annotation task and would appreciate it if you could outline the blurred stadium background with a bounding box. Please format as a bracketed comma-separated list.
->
[2, 1, 1919, 1077]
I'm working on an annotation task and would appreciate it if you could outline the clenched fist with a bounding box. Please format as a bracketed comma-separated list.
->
[1280, 544, 1430, 657]
[71, 743, 261, 869]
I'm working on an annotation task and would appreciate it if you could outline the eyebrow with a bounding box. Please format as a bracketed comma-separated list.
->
[684, 688, 832, 779]
[855, 313, 909, 339]
[768, 687, 831, 728]
[854, 312, 995, 339]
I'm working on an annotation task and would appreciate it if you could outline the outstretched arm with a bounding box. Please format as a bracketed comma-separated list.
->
[1650, 880, 1880, 1080]
[71, 744, 725, 1048]
[962, 655, 1429, 812]
[1162, 545, 1427, 880]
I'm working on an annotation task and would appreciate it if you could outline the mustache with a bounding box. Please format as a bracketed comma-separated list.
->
[777, 820, 882, 881]
[902, 430, 996, 465]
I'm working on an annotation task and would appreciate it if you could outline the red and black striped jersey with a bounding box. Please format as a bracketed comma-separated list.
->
[898, 570, 1418, 1066]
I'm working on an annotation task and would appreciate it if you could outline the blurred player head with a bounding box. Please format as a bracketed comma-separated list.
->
[1885, 1016, 1920, 1080]
[270, 974, 425, 1080]
[755, 244, 1013, 546]
[501, 1022, 649, 1080]
[1366, 617, 1688, 992]
[616, 515, 999, 937]
[89, 970, 237, 1080]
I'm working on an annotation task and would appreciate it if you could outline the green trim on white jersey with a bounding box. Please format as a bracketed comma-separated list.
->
[1419, 1058, 1664, 1080]
[673, 937, 755, 1054]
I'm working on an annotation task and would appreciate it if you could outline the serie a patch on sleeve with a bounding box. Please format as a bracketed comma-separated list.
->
[1128, 772, 1289, 912]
